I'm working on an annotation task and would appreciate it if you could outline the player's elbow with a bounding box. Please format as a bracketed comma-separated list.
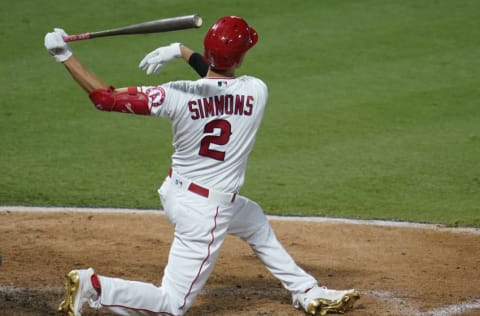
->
[89, 86, 151, 115]
[89, 87, 115, 112]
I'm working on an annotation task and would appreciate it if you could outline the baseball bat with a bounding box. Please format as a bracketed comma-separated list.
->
[63, 14, 202, 42]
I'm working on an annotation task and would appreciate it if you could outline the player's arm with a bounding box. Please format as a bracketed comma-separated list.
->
[45, 29, 151, 115]
[62, 55, 109, 93]
[180, 45, 209, 77]
[63, 57, 150, 115]
[139, 43, 208, 77]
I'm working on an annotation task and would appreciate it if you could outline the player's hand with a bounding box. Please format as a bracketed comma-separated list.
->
[44, 28, 72, 62]
[139, 43, 182, 75]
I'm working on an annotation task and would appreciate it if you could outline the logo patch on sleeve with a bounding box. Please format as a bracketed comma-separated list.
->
[146, 87, 166, 108]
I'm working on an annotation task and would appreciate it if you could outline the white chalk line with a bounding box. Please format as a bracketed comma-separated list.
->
[425, 300, 480, 316]
[365, 290, 480, 316]
[1, 205, 479, 235]
[365, 290, 419, 315]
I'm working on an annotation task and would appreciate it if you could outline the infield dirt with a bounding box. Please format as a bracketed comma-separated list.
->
[1, 210, 479, 315]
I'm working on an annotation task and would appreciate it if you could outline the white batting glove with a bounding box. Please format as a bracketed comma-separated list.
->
[44, 28, 72, 62]
[139, 43, 182, 75]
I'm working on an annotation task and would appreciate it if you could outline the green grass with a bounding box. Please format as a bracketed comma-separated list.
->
[1, 0, 479, 226]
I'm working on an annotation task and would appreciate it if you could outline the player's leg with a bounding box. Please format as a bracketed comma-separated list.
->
[227, 195, 359, 315]
[59, 180, 233, 316]
[159, 193, 233, 313]
[97, 209, 229, 316]
[227, 195, 317, 293]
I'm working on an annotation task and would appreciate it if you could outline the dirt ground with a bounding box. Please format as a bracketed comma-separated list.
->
[1, 209, 479, 316]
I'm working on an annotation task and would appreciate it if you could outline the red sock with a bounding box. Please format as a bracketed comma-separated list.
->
[91, 274, 102, 295]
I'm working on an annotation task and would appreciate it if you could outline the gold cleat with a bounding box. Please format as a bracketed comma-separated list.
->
[58, 270, 81, 315]
[58, 268, 98, 316]
[305, 291, 360, 315]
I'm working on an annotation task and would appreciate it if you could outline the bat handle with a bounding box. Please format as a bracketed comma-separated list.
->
[63, 33, 92, 42]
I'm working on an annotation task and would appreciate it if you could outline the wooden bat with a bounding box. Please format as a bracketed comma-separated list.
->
[63, 14, 202, 42]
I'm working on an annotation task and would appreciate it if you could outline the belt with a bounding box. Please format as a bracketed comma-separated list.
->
[168, 168, 236, 203]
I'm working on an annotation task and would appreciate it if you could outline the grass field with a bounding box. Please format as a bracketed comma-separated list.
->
[1, 0, 479, 226]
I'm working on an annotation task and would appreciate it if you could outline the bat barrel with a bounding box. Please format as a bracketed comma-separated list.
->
[63, 14, 202, 42]
[90, 14, 202, 38]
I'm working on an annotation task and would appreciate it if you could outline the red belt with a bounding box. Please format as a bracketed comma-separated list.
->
[168, 168, 236, 202]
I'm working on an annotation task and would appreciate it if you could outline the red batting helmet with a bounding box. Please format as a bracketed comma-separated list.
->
[203, 16, 258, 70]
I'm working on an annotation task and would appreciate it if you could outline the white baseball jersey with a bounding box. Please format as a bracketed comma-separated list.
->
[139, 75, 268, 193]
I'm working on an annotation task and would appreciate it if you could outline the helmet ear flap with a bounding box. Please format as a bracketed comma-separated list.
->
[248, 28, 258, 48]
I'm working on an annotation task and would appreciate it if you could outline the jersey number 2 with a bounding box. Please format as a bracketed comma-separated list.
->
[199, 119, 232, 161]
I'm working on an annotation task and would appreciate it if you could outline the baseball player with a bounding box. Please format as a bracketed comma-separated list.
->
[44, 16, 359, 316]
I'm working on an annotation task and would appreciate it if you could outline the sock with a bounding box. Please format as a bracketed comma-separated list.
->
[91, 274, 102, 296]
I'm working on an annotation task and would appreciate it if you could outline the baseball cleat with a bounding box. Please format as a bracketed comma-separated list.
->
[58, 268, 98, 316]
[293, 286, 360, 315]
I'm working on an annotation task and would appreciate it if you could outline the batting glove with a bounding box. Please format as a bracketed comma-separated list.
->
[44, 28, 72, 62]
[139, 42, 182, 75]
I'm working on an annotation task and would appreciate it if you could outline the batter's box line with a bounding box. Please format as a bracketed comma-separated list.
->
[365, 289, 480, 316]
